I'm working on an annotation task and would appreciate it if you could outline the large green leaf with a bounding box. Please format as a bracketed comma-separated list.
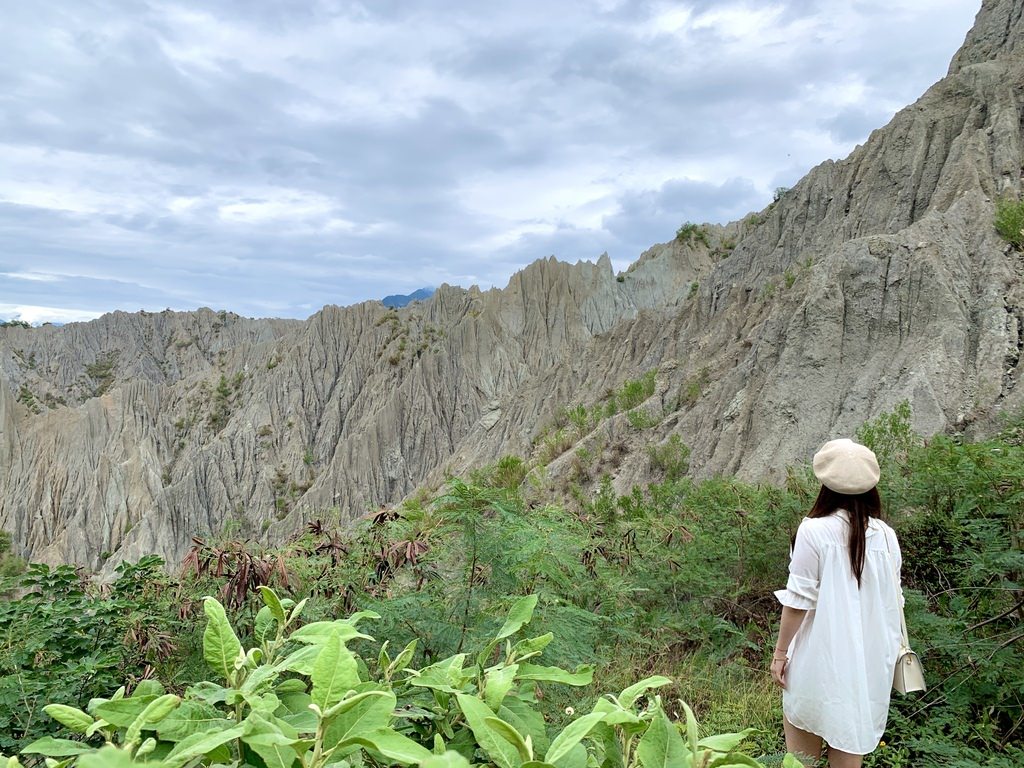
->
[243, 713, 302, 768]
[289, 621, 372, 645]
[312, 631, 360, 710]
[21, 738, 94, 757]
[408, 654, 471, 693]
[203, 596, 242, 682]
[483, 663, 519, 710]
[157, 701, 234, 741]
[419, 753, 472, 768]
[499, 697, 550, 757]
[343, 727, 433, 764]
[484, 716, 531, 762]
[241, 661, 281, 695]
[618, 676, 672, 709]
[544, 712, 606, 764]
[42, 705, 93, 733]
[510, 632, 553, 661]
[281, 709, 319, 733]
[276, 644, 320, 676]
[682, 702, 699, 758]
[255, 606, 277, 645]
[698, 729, 757, 754]
[92, 696, 158, 728]
[163, 724, 246, 768]
[388, 639, 417, 675]
[477, 595, 539, 667]
[286, 597, 308, 626]
[76, 746, 138, 768]
[258, 586, 287, 623]
[635, 708, 688, 768]
[590, 723, 624, 768]
[517, 663, 593, 686]
[592, 698, 641, 726]
[125, 694, 180, 745]
[706, 756, 764, 768]
[185, 681, 230, 705]
[132, 680, 165, 698]
[551, 742, 588, 768]
[322, 689, 396, 748]
[496, 595, 539, 640]
[454, 694, 520, 768]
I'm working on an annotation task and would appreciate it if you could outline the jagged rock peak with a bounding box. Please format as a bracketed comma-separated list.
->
[949, 0, 1024, 73]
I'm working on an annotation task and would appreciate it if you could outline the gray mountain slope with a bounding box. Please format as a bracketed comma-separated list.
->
[1, 0, 1022, 569]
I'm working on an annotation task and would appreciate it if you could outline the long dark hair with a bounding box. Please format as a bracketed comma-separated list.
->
[808, 485, 882, 587]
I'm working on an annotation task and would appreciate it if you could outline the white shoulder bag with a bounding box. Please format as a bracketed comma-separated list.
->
[884, 525, 926, 694]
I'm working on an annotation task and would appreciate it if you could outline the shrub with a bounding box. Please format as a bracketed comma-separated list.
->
[647, 435, 691, 481]
[626, 407, 657, 430]
[615, 371, 656, 412]
[994, 196, 1024, 249]
[678, 367, 710, 408]
[675, 222, 711, 248]
[13, 590, 790, 768]
[485, 455, 527, 490]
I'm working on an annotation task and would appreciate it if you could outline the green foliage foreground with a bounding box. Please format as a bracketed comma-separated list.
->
[1, 404, 1022, 767]
[6, 590, 798, 768]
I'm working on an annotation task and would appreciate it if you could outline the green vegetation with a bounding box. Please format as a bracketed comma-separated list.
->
[647, 435, 690, 481]
[208, 372, 245, 431]
[532, 371, 658, 465]
[0, 319, 30, 329]
[1, 405, 1022, 766]
[0, 532, 25, 579]
[675, 222, 710, 248]
[625, 407, 657, 430]
[16, 385, 41, 414]
[7, 588, 786, 768]
[994, 196, 1024, 249]
[85, 352, 119, 397]
[678, 367, 710, 409]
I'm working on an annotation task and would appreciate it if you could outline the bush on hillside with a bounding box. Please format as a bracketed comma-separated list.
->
[995, 196, 1024, 249]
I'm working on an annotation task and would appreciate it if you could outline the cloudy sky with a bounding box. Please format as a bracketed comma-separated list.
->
[1, 0, 980, 323]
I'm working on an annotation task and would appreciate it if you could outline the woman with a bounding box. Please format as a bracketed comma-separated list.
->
[771, 438, 904, 768]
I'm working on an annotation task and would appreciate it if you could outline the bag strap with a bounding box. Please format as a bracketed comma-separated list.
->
[882, 524, 911, 647]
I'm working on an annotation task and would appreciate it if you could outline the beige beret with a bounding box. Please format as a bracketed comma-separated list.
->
[813, 438, 880, 494]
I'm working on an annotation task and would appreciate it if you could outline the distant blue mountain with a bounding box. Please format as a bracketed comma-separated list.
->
[381, 287, 435, 308]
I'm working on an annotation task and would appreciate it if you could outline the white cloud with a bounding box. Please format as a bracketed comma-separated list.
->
[0, 0, 982, 319]
[0, 303, 103, 325]
[1, 271, 61, 282]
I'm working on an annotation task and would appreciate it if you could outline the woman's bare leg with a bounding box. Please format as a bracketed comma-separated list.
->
[783, 717, 824, 766]
[826, 747, 863, 768]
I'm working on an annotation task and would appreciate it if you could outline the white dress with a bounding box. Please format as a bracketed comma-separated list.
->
[774, 510, 904, 755]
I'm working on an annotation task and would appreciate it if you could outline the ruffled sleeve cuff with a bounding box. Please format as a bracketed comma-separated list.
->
[774, 573, 819, 610]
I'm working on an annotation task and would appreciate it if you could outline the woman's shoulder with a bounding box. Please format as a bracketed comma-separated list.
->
[798, 513, 845, 531]
[795, 514, 845, 544]
[869, 517, 899, 542]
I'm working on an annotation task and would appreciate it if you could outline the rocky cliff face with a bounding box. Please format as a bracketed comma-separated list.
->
[2, 0, 1022, 569]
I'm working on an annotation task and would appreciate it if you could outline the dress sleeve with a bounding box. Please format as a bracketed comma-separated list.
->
[889, 526, 906, 608]
[774, 519, 820, 610]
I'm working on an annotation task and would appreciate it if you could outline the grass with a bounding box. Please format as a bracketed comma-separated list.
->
[994, 196, 1024, 249]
